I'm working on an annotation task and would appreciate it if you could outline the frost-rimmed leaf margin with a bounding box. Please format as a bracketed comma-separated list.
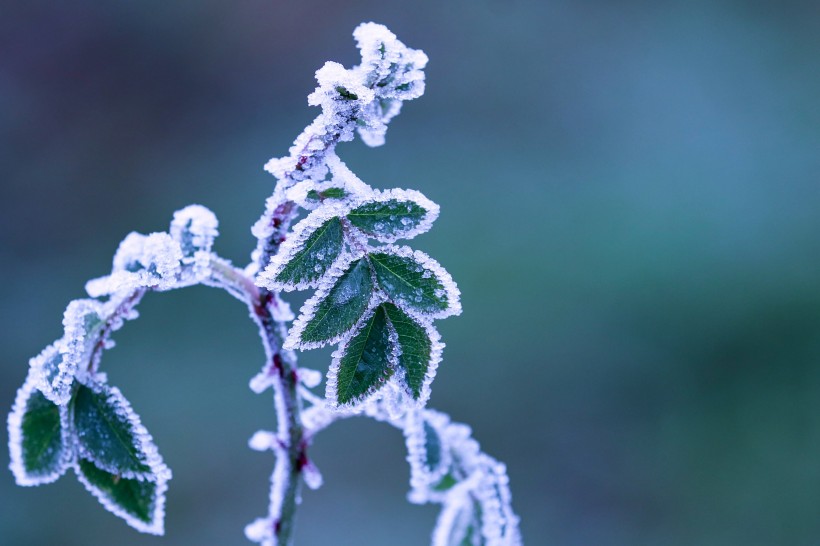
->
[382, 302, 443, 406]
[370, 245, 462, 320]
[283, 252, 378, 350]
[405, 410, 452, 495]
[346, 188, 440, 243]
[32, 299, 105, 406]
[75, 456, 170, 535]
[325, 304, 398, 408]
[72, 379, 170, 481]
[30, 341, 70, 406]
[8, 371, 74, 486]
[257, 204, 348, 292]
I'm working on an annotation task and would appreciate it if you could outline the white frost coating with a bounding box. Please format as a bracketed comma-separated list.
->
[374, 245, 462, 320]
[298, 367, 322, 389]
[282, 251, 374, 351]
[474, 460, 522, 546]
[323, 302, 398, 410]
[301, 459, 324, 490]
[347, 188, 440, 243]
[260, 22, 426, 188]
[270, 292, 296, 322]
[8, 372, 74, 486]
[169, 204, 219, 260]
[387, 313, 444, 411]
[352, 22, 428, 147]
[244, 517, 273, 544]
[75, 380, 171, 482]
[431, 476, 482, 546]
[74, 458, 171, 536]
[325, 153, 372, 196]
[285, 179, 355, 211]
[87, 232, 185, 296]
[29, 340, 67, 405]
[33, 299, 104, 405]
[249, 430, 279, 452]
[405, 410, 452, 503]
[256, 203, 349, 292]
[73, 379, 172, 534]
[245, 445, 288, 546]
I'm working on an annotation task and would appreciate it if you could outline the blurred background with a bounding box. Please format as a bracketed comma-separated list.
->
[2, 1, 819, 544]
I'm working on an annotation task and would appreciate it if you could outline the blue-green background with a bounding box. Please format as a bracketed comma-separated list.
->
[2, 1, 819, 544]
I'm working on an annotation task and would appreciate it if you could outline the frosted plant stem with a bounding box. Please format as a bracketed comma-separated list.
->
[255, 285, 303, 546]
[211, 205, 305, 545]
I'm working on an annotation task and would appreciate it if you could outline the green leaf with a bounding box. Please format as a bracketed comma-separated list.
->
[272, 217, 344, 289]
[72, 383, 152, 477]
[306, 187, 347, 202]
[369, 250, 453, 316]
[9, 377, 71, 485]
[423, 420, 442, 472]
[334, 306, 394, 405]
[346, 195, 430, 241]
[294, 258, 374, 346]
[383, 303, 433, 399]
[76, 458, 162, 533]
[335, 86, 359, 100]
[433, 473, 458, 492]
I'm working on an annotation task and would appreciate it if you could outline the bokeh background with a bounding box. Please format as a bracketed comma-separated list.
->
[2, 1, 819, 544]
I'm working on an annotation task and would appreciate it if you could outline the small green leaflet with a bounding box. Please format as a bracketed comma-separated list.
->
[333, 306, 395, 405]
[383, 303, 434, 400]
[423, 420, 442, 472]
[76, 458, 166, 535]
[329, 302, 440, 407]
[289, 258, 374, 347]
[72, 383, 153, 478]
[370, 248, 459, 318]
[272, 217, 344, 290]
[306, 187, 347, 202]
[347, 189, 436, 242]
[8, 375, 72, 486]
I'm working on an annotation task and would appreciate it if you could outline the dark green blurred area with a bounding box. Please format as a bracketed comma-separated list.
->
[2, 1, 820, 544]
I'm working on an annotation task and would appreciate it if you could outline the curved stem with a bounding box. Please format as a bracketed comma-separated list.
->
[210, 236, 304, 545]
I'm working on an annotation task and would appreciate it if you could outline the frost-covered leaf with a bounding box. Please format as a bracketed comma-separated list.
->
[423, 420, 443, 472]
[87, 232, 184, 296]
[328, 306, 395, 406]
[433, 496, 483, 546]
[369, 246, 461, 319]
[347, 189, 439, 242]
[285, 257, 375, 349]
[76, 458, 169, 535]
[8, 373, 73, 486]
[169, 204, 219, 260]
[474, 461, 521, 545]
[383, 303, 441, 401]
[306, 187, 347, 202]
[406, 411, 451, 503]
[257, 210, 345, 291]
[72, 382, 159, 478]
[32, 299, 105, 405]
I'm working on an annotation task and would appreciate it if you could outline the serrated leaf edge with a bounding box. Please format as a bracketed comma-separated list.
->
[346, 188, 440, 243]
[324, 305, 399, 409]
[257, 204, 349, 292]
[371, 245, 462, 320]
[383, 305, 443, 408]
[74, 457, 170, 535]
[404, 410, 452, 501]
[73, 380, 170, 481]
[284, 252, 375, 350]
[8, 372, 74, 486]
